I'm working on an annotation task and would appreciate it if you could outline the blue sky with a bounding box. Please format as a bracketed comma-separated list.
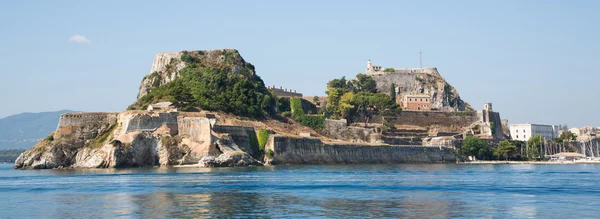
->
[0, 0, 598, 127]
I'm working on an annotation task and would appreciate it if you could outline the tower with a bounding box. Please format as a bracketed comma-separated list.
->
[484, 102, 493, 111]
[366, 59, 372, 73]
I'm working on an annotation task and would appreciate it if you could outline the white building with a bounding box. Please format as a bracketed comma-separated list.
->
[510, 123, 559, 141]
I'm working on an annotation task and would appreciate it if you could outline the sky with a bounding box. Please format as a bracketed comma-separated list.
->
[0, 0, 598, 128]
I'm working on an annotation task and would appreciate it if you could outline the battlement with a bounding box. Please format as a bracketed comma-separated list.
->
[58, 112, 119, 127]
[268, 85, 302, 98]
[365, 60, 440, 76]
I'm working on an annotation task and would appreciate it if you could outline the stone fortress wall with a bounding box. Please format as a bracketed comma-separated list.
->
[55, 112, 119, 139]
[321, 119, 380, 143]
[213, 125, 258, 156]
[121, 112, 179, 133]
[267, 85, 302, 98]
[57, 113, 119, 127]
[265, 135, 456, 164]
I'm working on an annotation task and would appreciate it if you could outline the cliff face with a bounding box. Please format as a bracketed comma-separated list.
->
[370, 71, 473, 112]
[137, 49, 249, 99]
[14, 112, 262, 169]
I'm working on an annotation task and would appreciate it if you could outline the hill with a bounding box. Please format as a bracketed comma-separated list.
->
[0, 110, 75, 149]
[130, 49, 275, 118]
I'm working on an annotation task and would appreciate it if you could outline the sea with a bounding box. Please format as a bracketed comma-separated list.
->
[0, 163, 599, 218]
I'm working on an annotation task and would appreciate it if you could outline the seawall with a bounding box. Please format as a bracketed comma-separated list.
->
[265, 135, 456, 165]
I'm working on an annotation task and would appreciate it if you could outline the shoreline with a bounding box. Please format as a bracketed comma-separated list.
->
[460, 161, 600, 164]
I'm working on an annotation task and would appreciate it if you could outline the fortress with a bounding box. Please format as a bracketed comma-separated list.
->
[365, 60, 440, 76]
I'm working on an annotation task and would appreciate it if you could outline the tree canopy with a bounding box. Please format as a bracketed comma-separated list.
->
[494, 140, 518, 160]
[324, 74, 399, 128]
[461, 136, 491, 160]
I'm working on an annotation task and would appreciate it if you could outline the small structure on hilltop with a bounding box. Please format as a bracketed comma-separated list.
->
[268, 85, 302, 98]
[147, 102, 176, 112]
[365, 60, 440, 76]
[400, 93, 431, 111]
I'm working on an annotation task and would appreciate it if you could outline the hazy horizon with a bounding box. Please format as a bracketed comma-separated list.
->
[1, 0, 598, 127]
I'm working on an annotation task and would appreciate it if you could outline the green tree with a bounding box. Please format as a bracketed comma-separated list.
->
[494, 140, 518, 160]
[526, 134, 544, 160]
[383, 68, 395, 73]
[461, 136, 491, 160]
[352, 73, 377, 93]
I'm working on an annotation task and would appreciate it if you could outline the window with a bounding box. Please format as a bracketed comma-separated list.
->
[516, 130, 518, 133]
[516, 135, 518, 138]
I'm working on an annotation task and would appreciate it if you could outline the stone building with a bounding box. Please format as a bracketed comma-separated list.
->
[147, 102, 176, 112]
[401, 93, 431, 111]
[267, 85, 302, 98]
[476, 102, 504, 139]
[510, 123, 559, 141]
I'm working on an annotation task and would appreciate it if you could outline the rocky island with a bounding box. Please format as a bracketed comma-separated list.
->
[15, 49, 503, 169]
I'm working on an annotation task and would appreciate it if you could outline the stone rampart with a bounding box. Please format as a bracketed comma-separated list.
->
[321, 119, 380, 143]
[213, 125, 258, 156]
[178, 117, 212, 143]
[57, 112, 118, 127]
[394, 111, 478, 130]
[265, 135, 456, 164]
[55, 112, 119, 140]
[122, 112, 179, 133]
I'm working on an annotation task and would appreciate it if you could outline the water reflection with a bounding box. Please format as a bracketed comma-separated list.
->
[1, 164, 600, 218]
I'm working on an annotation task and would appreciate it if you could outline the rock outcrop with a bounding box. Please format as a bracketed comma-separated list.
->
[14, 112, 263, 169]
[368, 67, 472, 112]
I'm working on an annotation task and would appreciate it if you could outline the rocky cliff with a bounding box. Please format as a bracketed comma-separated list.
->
[14, 112, 262, 169]
[370, 70, 472, 111]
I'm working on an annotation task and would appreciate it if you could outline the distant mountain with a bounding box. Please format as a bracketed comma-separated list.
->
[0, 110, 75, 149]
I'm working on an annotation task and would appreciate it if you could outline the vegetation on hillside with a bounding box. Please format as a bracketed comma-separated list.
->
[291, 98, 325, 130]
[324, 74, 399, 129]
[129, 50, 276, 118]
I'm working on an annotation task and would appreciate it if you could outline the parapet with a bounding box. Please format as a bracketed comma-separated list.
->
[268, 85, 302, 97]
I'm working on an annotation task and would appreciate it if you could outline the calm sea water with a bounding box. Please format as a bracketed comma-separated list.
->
[1, 163, 599, 218]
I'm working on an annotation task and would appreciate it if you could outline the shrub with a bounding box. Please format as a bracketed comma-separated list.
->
[44, 134, 54, 142]
[247, 130, 261, 159]
[265, 149, 274, 159]
[257, 130, 269, 151]
[290, 98, 325, 130]
[384, 68, 395, 73]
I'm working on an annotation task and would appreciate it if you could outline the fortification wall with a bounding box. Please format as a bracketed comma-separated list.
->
[57, 113, 118, 127]
[394, 111, 478, 131]
[178, 117, 212, 143]
[265, 135, 456, 165]
[55, 112, 119, 140]
[121, 112, 179, 133]
[213, 125, 258, 156]
[321, 119, 380, 143]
